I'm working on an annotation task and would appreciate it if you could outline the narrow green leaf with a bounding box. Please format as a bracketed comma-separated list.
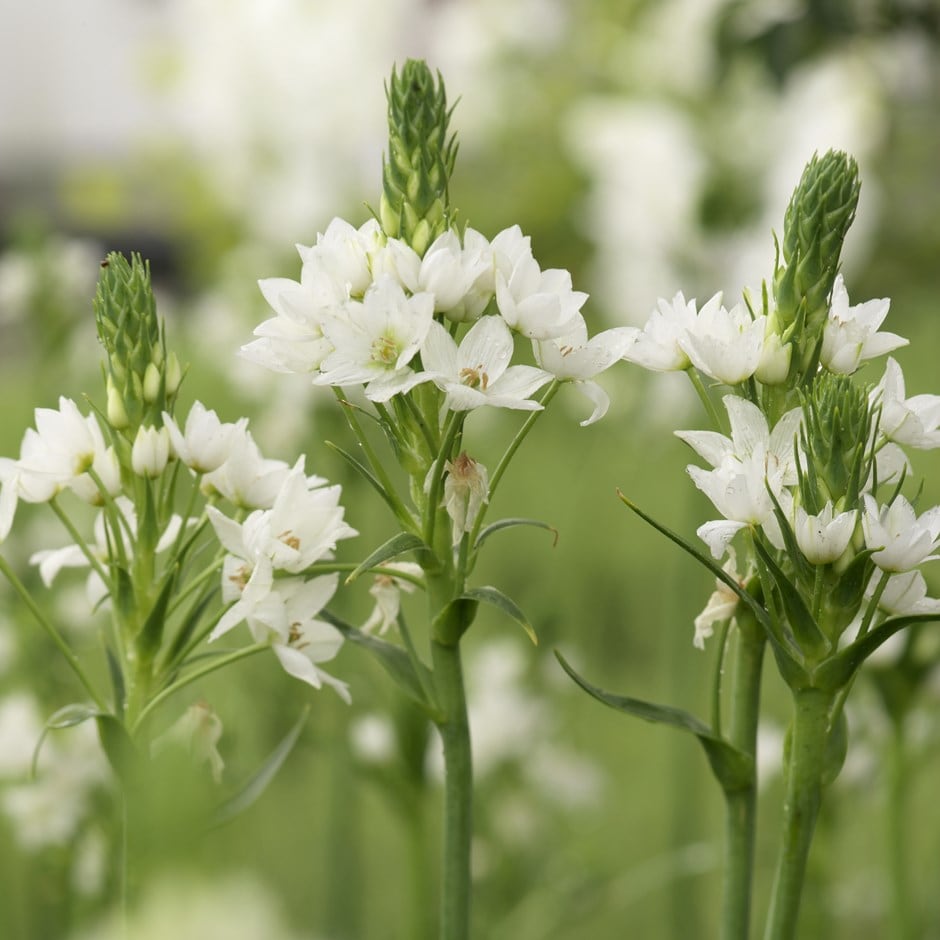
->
[617, 491, 770, 630]
[325, 440, 402, 517]
[136, 566, 178, 661]
[461, 585, 537, 645]
[556, 652, 753, 792]
[345, 532, 428, 585]
[32, 703, 106, 777]
[321, 610, 435, 713]
[812, 612, 940, 691]
[106, 646, 125, 717]
[617, 491, 805, 685]
[212, 707, 310, 827]
[474, 518, 559, 550]
[751, 538, 829, 659]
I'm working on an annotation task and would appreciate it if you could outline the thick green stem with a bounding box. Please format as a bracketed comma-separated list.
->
[431, 638, 472, 940]
[763, 688, 834, 940]
[721, 619, 765, 940]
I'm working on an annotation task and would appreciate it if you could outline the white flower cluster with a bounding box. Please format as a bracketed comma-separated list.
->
[0, 397, 356, 696]
[623, 276, 907, 387]
[207, 465, 357, 701]
[243, 218, 631, 426]
[627, 276, 940, 647]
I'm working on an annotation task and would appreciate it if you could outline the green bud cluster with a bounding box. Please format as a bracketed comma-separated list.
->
[797, 373, 874, 512]
[93, 252, 181, 434]
[379, 59, 458, 257]
[773, 150, 860, 379]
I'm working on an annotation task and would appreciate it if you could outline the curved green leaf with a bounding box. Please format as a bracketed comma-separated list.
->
[345, 532, 428, 585]
[212, 707, 309, 827]
[32, 703, 106, 777]
[321, 610, 436, 713]
[325, 440, 402, 517]
[461, 586, 537, 645]
[751, 538, 828, 660]
[556, 651, 753, 793]
[812, 612, 940, 691]
[474, 518, 558, 550]
[617, 491, 806, 686]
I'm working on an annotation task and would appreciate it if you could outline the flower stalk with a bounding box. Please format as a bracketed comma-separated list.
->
[720, 612, 765, 940]
[763, 688, 835, 940]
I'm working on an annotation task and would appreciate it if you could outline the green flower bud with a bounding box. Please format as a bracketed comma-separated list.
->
[380, 59, 458, 255]
[106, 376, 130, 430]
[93, 252, 183, 433]
[798, 372, 875, 510]
[143, 361, 162, 403]
[773, 151, 860, 380]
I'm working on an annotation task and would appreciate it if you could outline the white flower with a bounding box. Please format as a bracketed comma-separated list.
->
[300, 216, 380, 299]
[361, 562, 423, 635]
[754, 329, 792, 386]
[269, 576, 349, 702]
[12, 398, 112, 504]
[262, 467, 357, 572]
[131, 425, 171, 478]
[163, 403, 248, 474]
[30, 498, 184, 607]
[202, 428, 302, 510]
[533, 317, 633, 425]
[872, 357, 940, 450]
[442, 453, 489, 544]
[862, 494, 940, 573]
[152, 701, 225, 783]
[491, 225, 587, 339]
[421, 316, 552, 412]
[793, 503, 857, 564]
[693, 549, 743, 649]
[820, 275, 907, 374]
[869, 570, 940, 616]
[419, 229, 494, 318]
[315, 275, 435, 401]
[621, 291, 702, 372]
[678, 396, 801, 558]
[679, 298, 766, 385]
[241, 267, 342, 374]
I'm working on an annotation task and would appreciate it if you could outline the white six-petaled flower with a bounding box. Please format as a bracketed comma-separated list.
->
[872, 357, 940, 450]
[421, 316, 552, 412]
[793, 502, 858, 565]
[533, 316, 634, 426]
[820, 275, 907, 375]
[314, 275, 435, 401]
[862, 494, 940, 573]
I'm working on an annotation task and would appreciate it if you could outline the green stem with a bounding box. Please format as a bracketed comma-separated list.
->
[687, 369, 724, 431]
[721, 617, 765, 940]
[763, 687, 834, 940]
[0, 554, 108, 712]
[431, 638, 473, 940]
[332, 387, 414, 528]
[886, 714, 914, 940]
[49, 498, 111, 587]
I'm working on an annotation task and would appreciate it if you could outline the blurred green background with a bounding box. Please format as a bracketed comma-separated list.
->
[1, 1, 940, 937]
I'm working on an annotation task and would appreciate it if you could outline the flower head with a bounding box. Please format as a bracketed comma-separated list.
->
[421, 316, 552, 412]
[872, 357, 940, 450]
[862, 494, 940, 573]
[491, 226, 586, 340]
[820, 275, 906, 375]
[314, 275, 435, 401]
[679, 297, 766, 386]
